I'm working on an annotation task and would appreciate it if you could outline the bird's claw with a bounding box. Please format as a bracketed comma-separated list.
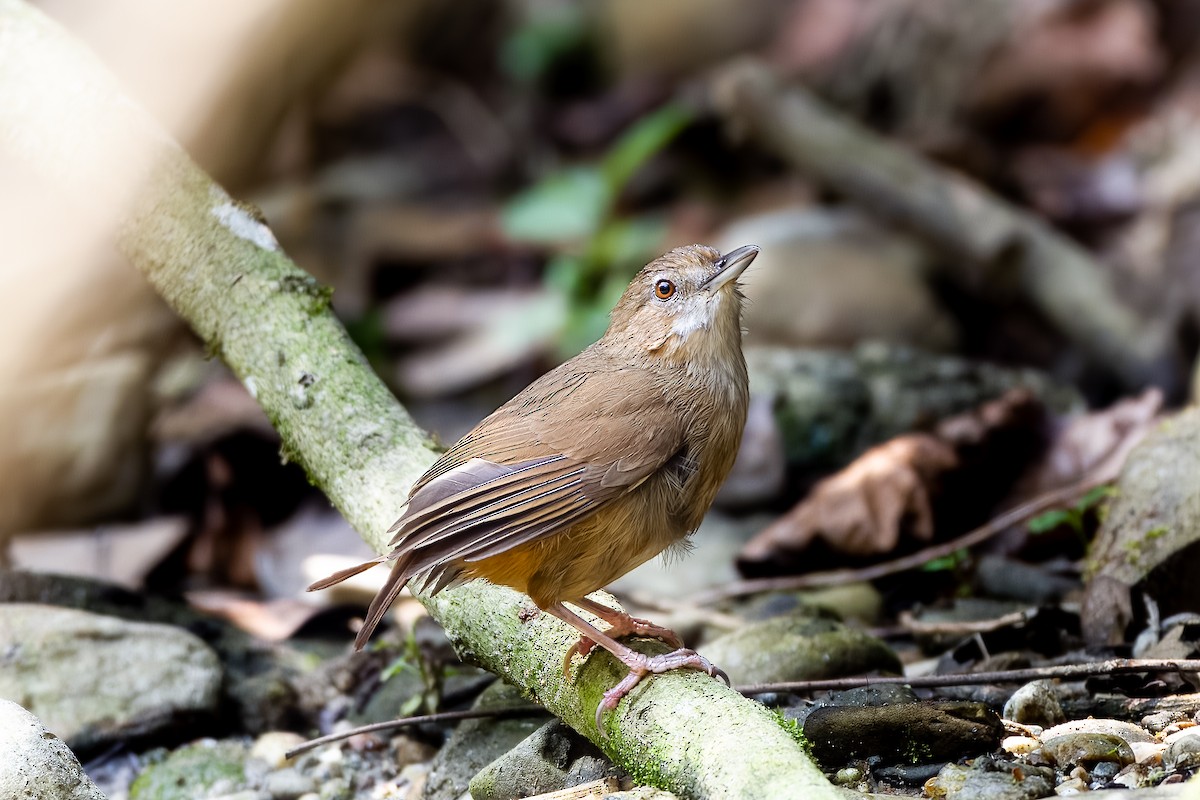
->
[593, 648, 726, 730]
[562, 614, 684, 678]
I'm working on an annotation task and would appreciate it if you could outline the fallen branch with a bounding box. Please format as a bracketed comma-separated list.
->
[286, 706, 550, 758]
[709, 61, 1174, 389]
[0, 4, 829, 798]
[692, 469, 1116, 606]
[737, 658, 1200, 696]
[287, 657, 1200, 756]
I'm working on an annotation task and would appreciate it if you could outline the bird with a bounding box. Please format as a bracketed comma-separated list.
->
[309, 243, 757, 724]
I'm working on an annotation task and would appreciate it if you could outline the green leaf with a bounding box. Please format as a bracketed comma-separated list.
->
[500, 7, 587, 83]
[921, 549, 968, 572]
[501, 167, 610, 245]
[1028, 509, 1073, 534]
[600, 103, 693, 191]
[381, 655, 415, 682]
[1076, 484, 1115, 512]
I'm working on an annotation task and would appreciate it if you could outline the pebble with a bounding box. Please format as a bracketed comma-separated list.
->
[1129, 741, 1166, 765]
[1039, 733, 1134, 768]
[924, 758, 1055, 800]
[1003, 681, 1065, 727]
[250, 732, 307, 769]
[263, 767, 316, 800]
[1164, 733, 1200, 769]
[1040, 718, 1154, 744]
[1001, 736, 1039, 756]
[1054, 776, 1088, 795]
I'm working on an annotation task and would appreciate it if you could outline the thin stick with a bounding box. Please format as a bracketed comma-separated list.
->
[734, 658, 1200, 696]
[690, 471, 1115, 606]
[286, 658, 1200, 758]
[284, 705, 550, 759]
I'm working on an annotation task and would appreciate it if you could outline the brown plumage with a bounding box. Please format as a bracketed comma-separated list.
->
[310, 243, 757, 722]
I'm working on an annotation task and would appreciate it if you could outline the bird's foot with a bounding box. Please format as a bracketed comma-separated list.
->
[561, 613, 685, 677]
[595, 648, 729, 728]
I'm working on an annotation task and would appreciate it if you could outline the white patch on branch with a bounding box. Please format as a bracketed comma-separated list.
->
[211, 197, 279, 252]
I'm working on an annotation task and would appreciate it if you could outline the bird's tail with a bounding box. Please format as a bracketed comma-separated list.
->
[354, 554, 417, 651]
[305, 556, 388, 591]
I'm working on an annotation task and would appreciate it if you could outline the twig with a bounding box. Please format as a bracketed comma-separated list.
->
[690, 470, 1115, 606]
[709, 61, 1174, 388]
[735, 658, 1200, 696]
[284, 705, 550, 759]
[287, 658, 1200, 758]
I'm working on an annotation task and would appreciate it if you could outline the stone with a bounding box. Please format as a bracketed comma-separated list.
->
[1040, 719, 1154, 744]
[926, 758, 1055, 800]
[129, 739, 248, 800]
[804, 700, 1002, 767]
[468, 719, 620, 800]
[0, 699, 107, 800]
[1004, 681, 1066, 727]
[421, 682, 545, 800]
[1164, 733, 1200, 769]
[0, 604, 222, 751]
[701, 614, 901, 685]
[262, 767, 315, 800]
[249, 732, 306, 769]
[1039, 733, 1135, 768]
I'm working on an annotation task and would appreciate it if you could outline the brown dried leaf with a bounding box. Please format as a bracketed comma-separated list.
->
[739, 434, 958, 569]
[738, 389, 1042, 573]
[1015, 388, 1162, 496]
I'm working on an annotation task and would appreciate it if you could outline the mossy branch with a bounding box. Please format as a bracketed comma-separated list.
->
[0, 3, 834, 797]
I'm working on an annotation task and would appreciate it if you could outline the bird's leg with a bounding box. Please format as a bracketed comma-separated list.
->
[546, 602, 728, 728]
[565, 596, 684, 667]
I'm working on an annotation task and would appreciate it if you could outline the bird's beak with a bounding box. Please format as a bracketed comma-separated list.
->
[702, 245, 759, 292]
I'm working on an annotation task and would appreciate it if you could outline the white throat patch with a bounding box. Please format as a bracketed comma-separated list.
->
[670, 293, 717, 339]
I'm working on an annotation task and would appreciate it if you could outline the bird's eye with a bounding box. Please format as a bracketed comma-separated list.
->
[654, 279, 675, 300]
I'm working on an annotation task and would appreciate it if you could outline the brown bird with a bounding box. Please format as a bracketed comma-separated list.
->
[310, 243, 757, 723]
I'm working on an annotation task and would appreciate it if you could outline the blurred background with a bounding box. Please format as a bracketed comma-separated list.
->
[3, 0, 1198, 644]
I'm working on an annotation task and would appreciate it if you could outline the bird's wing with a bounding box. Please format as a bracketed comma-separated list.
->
[385, 363, 686, 577]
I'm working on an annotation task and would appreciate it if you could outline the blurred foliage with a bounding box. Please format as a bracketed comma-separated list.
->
[1028, 485, 1115, 539]
[500, 3, 590, 85]
[502, 103, 694, 356]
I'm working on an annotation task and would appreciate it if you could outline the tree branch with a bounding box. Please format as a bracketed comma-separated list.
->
[710, 62, 1175, 390]
[0, 3, 830, 797]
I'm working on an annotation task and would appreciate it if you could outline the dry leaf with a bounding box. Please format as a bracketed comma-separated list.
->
[737, 389, 1042, 574]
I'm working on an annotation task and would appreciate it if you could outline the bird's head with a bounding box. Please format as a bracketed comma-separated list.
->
[603, 244, 759, 360]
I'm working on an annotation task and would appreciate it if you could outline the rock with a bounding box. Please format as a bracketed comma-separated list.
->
[744, 343, 1078, 481]
[1040, 719, 1155, 744]
[249, 732, 306, 769]
[1054, 776, 1087, 795]
[736, 583, 884, 626]
[262, 768, 315, 800]
[0, 603, 222, 751]
[421, 682, 545, 800]
[1039, 733, 1135, 768]
[1002, 736, 1040, 756]
[1083, 407, 1200, 646]
[130, 740, 248, 800]
[1164, 733, 1200, 769]
[1004, 681, 1066, 727]
[701, 614, 901, 685]
[926, 757, 1056, 800]
[804, 700, 1002, 767]
[468, 719, 621, 800]
[0, 700, 107, 800]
